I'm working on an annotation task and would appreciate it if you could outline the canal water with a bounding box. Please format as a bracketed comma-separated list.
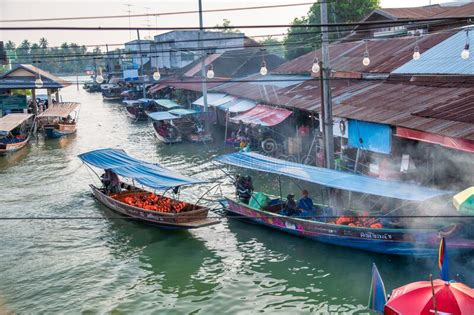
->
[0, 84, 472, 314]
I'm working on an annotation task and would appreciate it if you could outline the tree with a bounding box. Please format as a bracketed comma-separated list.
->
[260, 36, 285, 59]
[215, 19, 240, 33]
[5, 40, 16, 50]
[39, 37, 48, 49]
[284, 0, 379, 60]
[18, 40, 31, 53]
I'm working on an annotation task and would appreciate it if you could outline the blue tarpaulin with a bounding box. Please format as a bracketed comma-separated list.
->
[147, 111, 179, 121]
[79, 148, 207, 190]
[168, 108, 198, 117]
[348, 120, 392, 154]
[214, 152, 450, 201]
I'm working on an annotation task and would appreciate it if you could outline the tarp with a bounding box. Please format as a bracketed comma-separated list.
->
[153, 99, 182, 110]
[0, 113, 33, 133]
[396, 127, 474, 154]
[218, 99, 257, 113]
[122, 100, 141, 106]
[147, 111, 179, 121]
[348, 119, 392, 154]
[214, 152, 450, 201]
[230, 105, 292, 126]
[168, 108, 198, 117]
[38, 103, 79, 118]
[78, 148, 207, 190]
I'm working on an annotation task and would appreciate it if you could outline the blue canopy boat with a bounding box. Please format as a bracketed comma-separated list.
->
[215, 152, 474, 256]
[79, 148, 219, 229]
[124, 98, 157, 121]
[147, 111, 182, 144]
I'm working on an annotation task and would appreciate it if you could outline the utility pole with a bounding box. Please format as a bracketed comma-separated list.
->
[320, 2, 335, 169]
[198, 0, 209, 132]
[136, 29, 147, 99]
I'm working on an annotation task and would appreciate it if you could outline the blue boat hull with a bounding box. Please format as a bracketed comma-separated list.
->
[45, 127, 76, 139]
[225, 198, 472, 257]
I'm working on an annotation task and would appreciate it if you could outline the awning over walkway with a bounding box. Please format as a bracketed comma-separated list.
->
[147, 111, 179, 121]
[214, 152, 451, 201]
[218, 99, 257, 113]
[78, 148, 207, 190]
[38, 102, 80, 118]
[192, 93, 235, 107]
[0, 113, 33, 133]
[230, 104, 292, 126]
[396, 127, 474, 153]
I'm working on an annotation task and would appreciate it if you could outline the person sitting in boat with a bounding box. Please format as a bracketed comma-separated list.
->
[280, 194, 301, 216]
[297, 190, 315, 219]
[101, 169, 121, 194]
[235, 175, 254, 204]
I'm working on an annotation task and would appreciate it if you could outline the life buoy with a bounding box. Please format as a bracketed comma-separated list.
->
[261, 138, 277, 153]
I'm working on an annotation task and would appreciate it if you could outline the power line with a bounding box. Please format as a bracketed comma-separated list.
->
[0, 16, 471, 31]
[0, 2, 315, 23]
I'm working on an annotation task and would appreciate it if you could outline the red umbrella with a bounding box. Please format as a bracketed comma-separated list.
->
[385, 279, 474, 315]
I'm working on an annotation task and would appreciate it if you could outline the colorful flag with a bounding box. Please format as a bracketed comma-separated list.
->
[438, 237, 449, 281]
[368, 263, 387, 313]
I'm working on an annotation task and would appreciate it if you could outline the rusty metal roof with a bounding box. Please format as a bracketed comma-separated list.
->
[378, 6, 448, 19]
[433, 2, 474, 18]
[332, 81, 474, 140]
[273, 32, 452, 75]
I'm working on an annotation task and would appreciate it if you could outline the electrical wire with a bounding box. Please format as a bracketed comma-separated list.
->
[0, 16, 471, 31]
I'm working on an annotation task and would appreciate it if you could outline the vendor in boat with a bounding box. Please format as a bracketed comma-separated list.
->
[101, 169, 121, 194]
[297, 190, 315, 218]
[280, 194, 301, 216]
[235, 175, 254, 204]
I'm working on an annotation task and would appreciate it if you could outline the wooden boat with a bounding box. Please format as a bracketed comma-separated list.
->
[215, 152, 474, 256]
[102, 84, 123, 101]
[169, 108, 213, 143]
[147, 111, 183, 144]
[125, 99, 157, 121]
[38, 102, 80, 139]
[79, 148, 219, 229]
[0, 113, 35, 155]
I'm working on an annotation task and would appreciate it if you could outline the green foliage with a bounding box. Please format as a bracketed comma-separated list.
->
[5, 38, 105, 74]
[259, 37, 286, 59]
[284, 0, 380, 60]
[215, 19, 240, 33]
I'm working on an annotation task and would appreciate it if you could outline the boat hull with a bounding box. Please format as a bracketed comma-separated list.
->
[91, 185, 219, 229]
[44, 124, 77, 138]
[152, 123, 182, 144]
[225, 198, 471, 256]
[125, 106, 148, 121]
[0, 137, 29, 155]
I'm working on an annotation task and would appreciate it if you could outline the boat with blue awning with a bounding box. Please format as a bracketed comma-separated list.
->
[79, 148, 219, 229]
[147, 111, 182, 144]
[215, 152, 474, 256]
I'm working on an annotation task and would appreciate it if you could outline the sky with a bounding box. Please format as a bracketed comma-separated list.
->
[0, 0, 470, 49]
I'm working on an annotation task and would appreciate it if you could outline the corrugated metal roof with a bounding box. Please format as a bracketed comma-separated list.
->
[433, 2, 474, 18]
[273, 32, 452, 75]
[379, 6, 448, 19]
[393, 30, 474, 75]
[332, 81, 474, 140]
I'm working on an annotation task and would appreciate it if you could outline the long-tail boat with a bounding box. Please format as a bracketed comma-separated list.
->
[79, 148, 219, 229]
[0, 113, 35, 155]
[215, 152, 474, 256]
[124, 98, 157, 121]
[38, 102, 80, 138]
[147, 111, 183, 144]
[169, 108, 213, 143]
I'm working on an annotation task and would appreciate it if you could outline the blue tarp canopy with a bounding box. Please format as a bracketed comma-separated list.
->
[79, 148, 207, 190]
[214, 152, 450, 201]
[152, 99, 182, 110]
[147, 111, 179, 121]
[348, 120, 392, 154]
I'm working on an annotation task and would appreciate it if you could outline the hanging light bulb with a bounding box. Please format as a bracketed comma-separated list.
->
[311, 58, 320, 73]
[260, 61, 268, 76]
[362, 40, 370, 66]
[34, 73, 43, 89]
[95, 68, 104, 84]
[152, 67, 161, 81]
[206, 64, 215, 79]
[413, 45, 421, 60]
[461, 29, 470, 60]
